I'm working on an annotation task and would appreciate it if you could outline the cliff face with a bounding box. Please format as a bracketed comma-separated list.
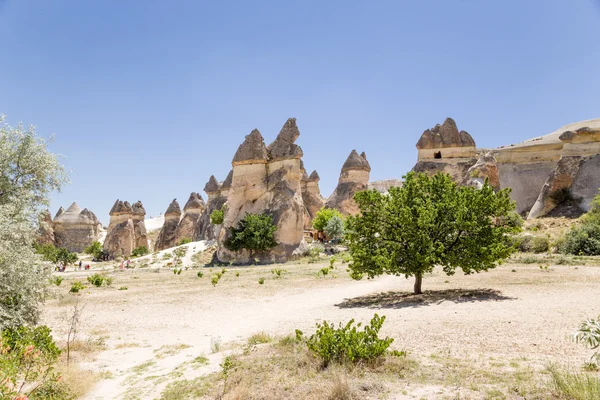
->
[216, 118, 306, 263]
[324, 150, 371, 215]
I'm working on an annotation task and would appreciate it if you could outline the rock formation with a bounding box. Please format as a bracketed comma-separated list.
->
[367, 179, 403, 194]
[301, 169, 325, 229]
[54, 207, 65, 220]
[53, 202, 101, 252]
[194, 173, 230, 241]
[528, 123, 600, 218]
[37, 210, 55, 246]
[324, 149, 371, 215]
[217, 118, 306, 263]
[465, 151, 501, 191]
[154, 199, 182, 251]
[175, 192, 205, 243]
[103, 200, 149, 257]
[413, 118, 477, 183]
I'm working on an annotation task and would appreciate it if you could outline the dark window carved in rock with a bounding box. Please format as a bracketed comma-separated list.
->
[434, 151, 442, 159]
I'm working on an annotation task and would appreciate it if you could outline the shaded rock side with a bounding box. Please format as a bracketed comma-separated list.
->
[301, 170, 325, 229]
[53, 202, 101, 252]
[194, 174, 230, 241]
[464, 151, 501, 191]
[155, 199, 182, 251]
[37, 210, 55, 246]
[325, 150, 371, 215]
[175, 192, 205, 243]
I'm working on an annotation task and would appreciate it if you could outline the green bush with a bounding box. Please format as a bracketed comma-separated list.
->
[131, 246, 149, 258]
[69, 281, 86, 293]
[312, 208, 343, 232]
[560, 223, 600, 256]
[50, 276, 63, 286]
[210, 209, 224, 225]
[87, 273, 106, 287]
[296, 314, 393, 367]
[258, 277, 265, 285]
[84, 241, 103, 260]
[571, 315, 600, 364]
[118, 286, 128, 291]
[35, 244, 78, 265]
[211, 275, 220, 286]
[224, 213, 277, 257]
[177, 237, 193, 246]
[0, 325, 65, 399]
[197, 271, 204, 278]
[173, 247, 188, 259]
[518, 235, 550, 253]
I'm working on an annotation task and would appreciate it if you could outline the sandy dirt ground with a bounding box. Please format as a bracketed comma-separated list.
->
[41, 253, 600, 399]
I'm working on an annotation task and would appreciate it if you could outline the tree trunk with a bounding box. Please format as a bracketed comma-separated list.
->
[413, 271, 423, 295]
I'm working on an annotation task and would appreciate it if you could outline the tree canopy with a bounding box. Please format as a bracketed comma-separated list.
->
[345, 172, 519, 294]
[224, 213, 277, 257]
[312, 207, 343, 232]
[0, 116, 68, 329]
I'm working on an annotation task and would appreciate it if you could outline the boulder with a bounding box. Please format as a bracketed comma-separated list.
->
[324, 150, 371, 215]
[154, 199, 182, 251]
[53, 202, 101, 252]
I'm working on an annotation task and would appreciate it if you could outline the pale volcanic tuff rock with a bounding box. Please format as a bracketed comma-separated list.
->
[465, 151, 501, 191]
[37, 210, 55, 246]
[367, 179, 403, 194]
[175, 192, 205, 243]
[324, 150, 371, 215]
[413, 118, 478, 183]
[154, 199, 182, 251]
[217, 118, 306, 263]
[301, 170, 325, 228]
[53, 202, 101, 252]
[528, 123, 600, 219]
[194, 173, 231, 241]
[103, 200, 148, 257]
[54, 207, 65, 220]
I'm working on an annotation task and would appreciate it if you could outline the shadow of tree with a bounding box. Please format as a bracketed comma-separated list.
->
[335, 288, 515, 309]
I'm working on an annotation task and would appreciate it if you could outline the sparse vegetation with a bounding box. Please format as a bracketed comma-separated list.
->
[224, 213, 278, 258]
[210, 209, 224, 225]
[87, 273, 110, 288]
[69, 281, 86, 293]
[131, 246, 149, 258]
[84, 241, 104, 260]
[50, 276, 64, 286]
[176, 238, 192, 246]
[258, 277, 265, 285]
[572, 315, 600, 365]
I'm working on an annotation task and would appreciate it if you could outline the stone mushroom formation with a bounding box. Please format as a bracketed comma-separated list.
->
[103, 200, 149, 257]
[325, 149, 371, 215]
[38, 202, 102, 252]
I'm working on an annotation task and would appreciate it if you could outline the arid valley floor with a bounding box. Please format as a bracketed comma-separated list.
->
[40, 245, 600, 400]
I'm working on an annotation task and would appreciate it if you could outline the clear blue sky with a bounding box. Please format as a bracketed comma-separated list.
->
[1, 0, 599, 224]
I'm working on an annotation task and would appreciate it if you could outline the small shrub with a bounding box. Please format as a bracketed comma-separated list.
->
[560, 223, 600, 256]
[520, 255, 539, 264]
[317, 267, 330, 277]
[271, 268, 285, 278]
[173, 247, 188, 259]
[162, 252, 173, 260]
[518, 235, 549, 253]
[197, 271, 204, 278]
[571, 315, 600, 364]
[50, 276, 63, 286]
[210, 209, 224, 225]
[211, 275, 220, 286]
[307, 243, 324, 263]
[177, 237, 192, 246]
[131, 246, 149, 258]
[118, 286, 128, 291]
[69, 281, 86, 293]
[177, 268, 182, 275]
[235, 271, 240, 278]
[547, 364, 600, 399]
[296, 314, 393, 367]
[247, 332, 272, 346]
[105, 276, 113, 286]
[258, 277, 265, 285]
[87, 273, 105, 287]
[210, 336, 222, 353]
[84, 241, 104, 260]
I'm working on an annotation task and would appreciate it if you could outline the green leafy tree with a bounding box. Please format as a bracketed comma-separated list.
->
[84, 241, 103, 260]
[210, 209, 224, 225]
[312, 208, 343, 232]
[54, 248, 78, 265]
[346, 172, 519, 294]
[324, 215, 345, 241]
[0, 116, 68, 329]
[224, 213, 277, 258]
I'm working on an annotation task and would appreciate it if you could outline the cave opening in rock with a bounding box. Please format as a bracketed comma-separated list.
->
[434, 151, 442, 159]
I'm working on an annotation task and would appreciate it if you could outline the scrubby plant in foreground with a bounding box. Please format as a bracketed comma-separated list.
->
[572, 315, 600, 365]
[69, 281, 86, 293]
[296, 314, 393, 367]
[0, 325, 65, 399]
[346, 172, 519, 294]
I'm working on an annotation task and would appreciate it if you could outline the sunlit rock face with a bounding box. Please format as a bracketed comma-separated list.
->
[53, 202, 101, 252]
[412, 118, 478, 184]
[104, 200, 148, 257]
[194, 173, 230, 241]
[174, 192, 205, 243]
[217, 118, 306, 264]
[324, 149, 371, 215]
[301, 169, 325, 229]
[154, 199, 181, 251]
